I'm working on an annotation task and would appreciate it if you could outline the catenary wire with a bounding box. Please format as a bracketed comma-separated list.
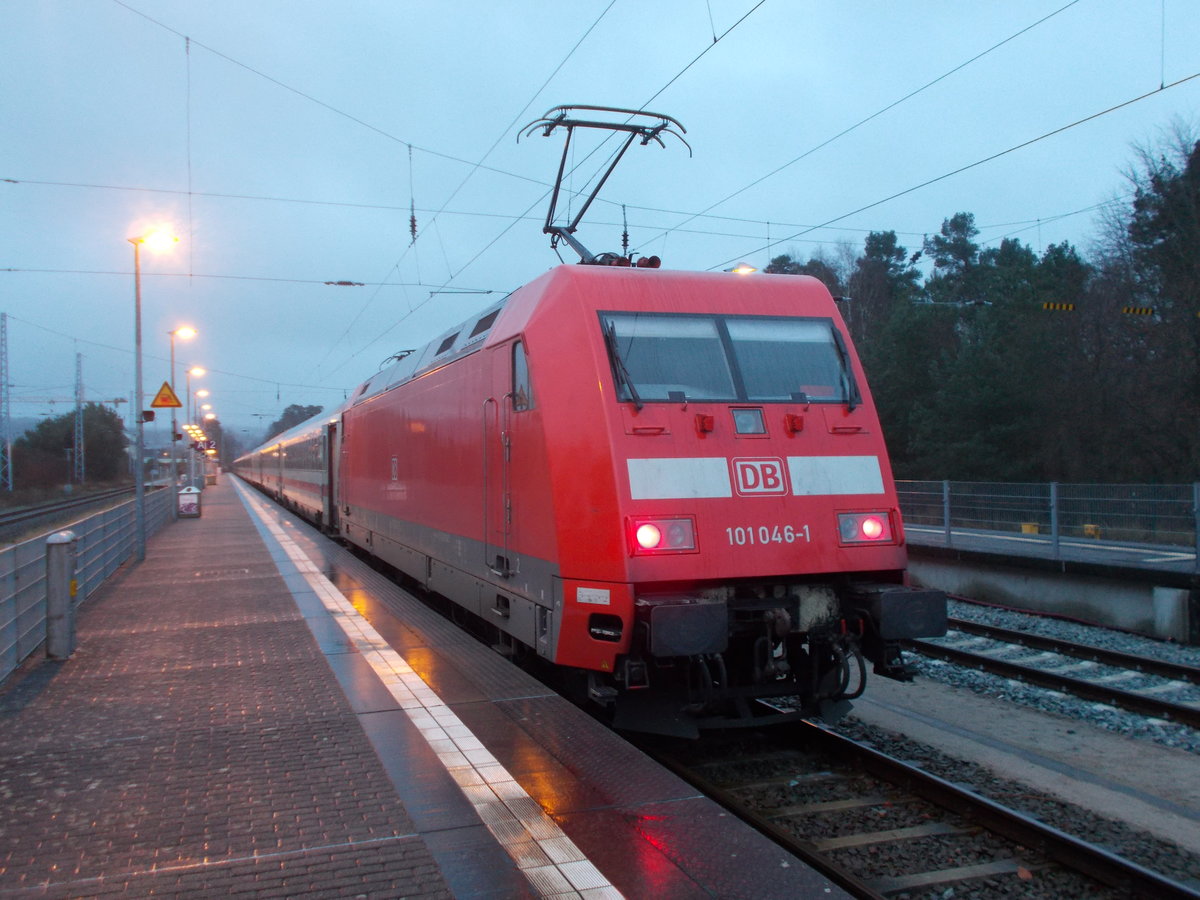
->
[0, 177, 922, 238]
[321, 0, 768, 381]
[101, 0, 1126, 272]
[554, 1, 766, 243]
[84, 4, 1182, 388]
[312, 0, 618, 378]
[108, 0, 551, 193]
[711, 71, 1200, 271]
[0, 268, 494, 291]
[5, 312, 349, 395]
[641, 0, 1083, 250]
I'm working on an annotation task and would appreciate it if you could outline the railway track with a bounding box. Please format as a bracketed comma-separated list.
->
[945, 617, 1200, 685]
[646, 723, 1199, 898]
[0, 486, 138, 542]
[906, 618, 1200, 730]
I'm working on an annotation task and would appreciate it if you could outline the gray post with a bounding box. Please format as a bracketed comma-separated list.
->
[942, 480, 951, 547]
[1193, 482, 1199, 574]
[46, 530, 78, 659]
[1050, 482, 1060, 559]
[130, 238, 147, 562]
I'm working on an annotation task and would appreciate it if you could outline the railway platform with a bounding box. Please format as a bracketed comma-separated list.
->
[0, 478, 844, 899]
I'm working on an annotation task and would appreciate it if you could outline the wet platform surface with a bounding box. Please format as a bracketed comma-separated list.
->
[0, 479, 846, 898]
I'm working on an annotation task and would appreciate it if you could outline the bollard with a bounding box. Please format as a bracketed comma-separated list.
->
[46, 530, 79, 659]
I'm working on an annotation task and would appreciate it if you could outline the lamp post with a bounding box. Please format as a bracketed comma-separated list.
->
[167, 326, 196, 514]
[128, 228, 177, 563]
[185, 370, 205, 488]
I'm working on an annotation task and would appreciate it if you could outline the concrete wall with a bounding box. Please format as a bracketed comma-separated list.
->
[907, 555, 1194, 643]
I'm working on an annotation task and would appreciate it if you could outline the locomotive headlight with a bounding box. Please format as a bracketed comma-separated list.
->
[838, 512, 893, 544]
[636, 523, 662, 550]
[629, 516, 697, 555]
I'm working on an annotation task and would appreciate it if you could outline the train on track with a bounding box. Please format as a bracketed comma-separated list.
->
[235, 263, 947, 735]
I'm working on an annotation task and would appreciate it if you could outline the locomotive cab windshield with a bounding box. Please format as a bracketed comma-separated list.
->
[599, 311, 861, 406]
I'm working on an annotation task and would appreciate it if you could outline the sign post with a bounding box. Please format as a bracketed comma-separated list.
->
[151, 381, 185, 510]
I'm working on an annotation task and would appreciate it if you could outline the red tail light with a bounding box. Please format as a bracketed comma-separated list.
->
[629, 516, 697, 555]
[838, 512, 893, 544]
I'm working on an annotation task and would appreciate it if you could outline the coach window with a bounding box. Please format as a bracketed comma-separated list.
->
[512, 341, 534, 411]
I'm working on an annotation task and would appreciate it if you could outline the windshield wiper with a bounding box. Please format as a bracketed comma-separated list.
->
[603, 321, 643, 411]
[830, 327, 862, 412]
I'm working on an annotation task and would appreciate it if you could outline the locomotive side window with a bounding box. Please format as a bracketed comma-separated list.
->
[512, 341, 534, 411]
[469, 309, 500, 339]
[600, 312, 857, 405]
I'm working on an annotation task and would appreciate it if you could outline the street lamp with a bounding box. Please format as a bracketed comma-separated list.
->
[167, 326, 196, 513]
[128, 227, 178, 563]
[185, 367, 205, 488]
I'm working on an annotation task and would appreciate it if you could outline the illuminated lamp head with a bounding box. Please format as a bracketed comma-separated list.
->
[635, 522, 662, 550]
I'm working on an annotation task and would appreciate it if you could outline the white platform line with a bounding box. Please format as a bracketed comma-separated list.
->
[234, 481, 623, 900]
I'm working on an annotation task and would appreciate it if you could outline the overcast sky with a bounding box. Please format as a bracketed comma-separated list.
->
[3, 1, 1198, 444]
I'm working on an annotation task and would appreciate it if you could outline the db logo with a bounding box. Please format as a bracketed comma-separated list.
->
[732, 458, 788, 496]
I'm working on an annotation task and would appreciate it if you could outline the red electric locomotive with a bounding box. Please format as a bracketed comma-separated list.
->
[237, 263, 946, 735]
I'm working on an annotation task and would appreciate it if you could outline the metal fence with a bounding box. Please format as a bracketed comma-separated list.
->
[897, 480, 1200, 563]
[0, 488, 173, 681]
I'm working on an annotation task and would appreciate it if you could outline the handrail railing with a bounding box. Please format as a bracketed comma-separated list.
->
[896, 480, 1199, 571]
[0, 488, 173, 681]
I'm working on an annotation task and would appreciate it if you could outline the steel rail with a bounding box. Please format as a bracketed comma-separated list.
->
[646, 742, 883, 899]
[0, 487, 136, 528]
[797, 723, 1200, 899]
[0, 487, 150, 545]
[947, 617, 1200, 685]
[648, 723, 1199, 899]
[907, 637, 1200, 730]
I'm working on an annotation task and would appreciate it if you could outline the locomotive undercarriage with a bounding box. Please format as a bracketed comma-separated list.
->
[606, 579, 947, 737]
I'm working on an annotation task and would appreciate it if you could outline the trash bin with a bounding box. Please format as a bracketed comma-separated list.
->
[178, 486, 202, 518]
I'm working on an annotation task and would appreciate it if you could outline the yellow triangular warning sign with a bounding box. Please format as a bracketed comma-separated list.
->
[150, 381, 183, 408]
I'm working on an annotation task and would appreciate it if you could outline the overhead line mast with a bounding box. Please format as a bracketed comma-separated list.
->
[74, 352, 85, 484]
[1, 313, 10, 491]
